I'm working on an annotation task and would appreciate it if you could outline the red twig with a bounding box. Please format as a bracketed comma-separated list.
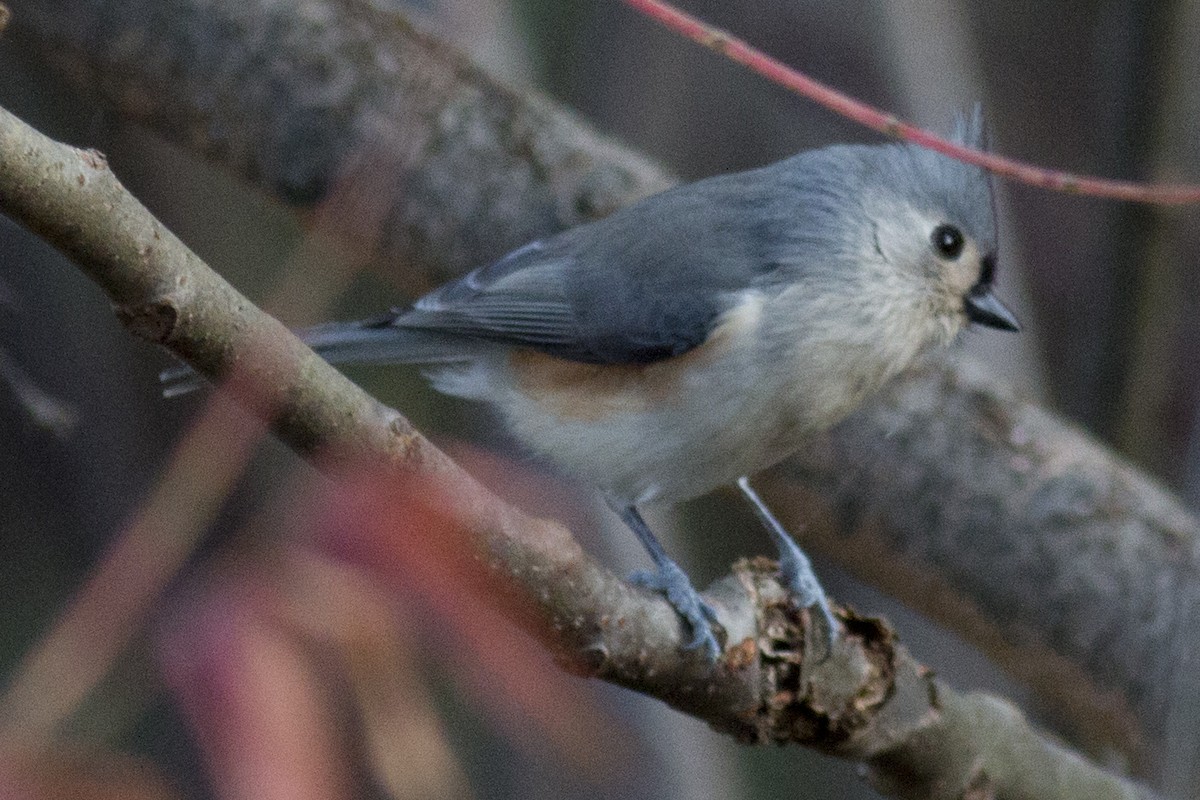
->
[623, 0, 1200, 205]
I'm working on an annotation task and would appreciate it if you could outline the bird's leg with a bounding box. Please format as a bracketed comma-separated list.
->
[605, 495, 723, 660]
[737, 476, 836, 660]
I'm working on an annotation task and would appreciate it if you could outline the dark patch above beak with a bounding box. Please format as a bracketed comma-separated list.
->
[965, 284, 1021, 332]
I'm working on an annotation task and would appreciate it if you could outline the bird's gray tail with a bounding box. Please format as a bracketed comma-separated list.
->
[159, 317, 468, 398]
[296, 318, 470, 366]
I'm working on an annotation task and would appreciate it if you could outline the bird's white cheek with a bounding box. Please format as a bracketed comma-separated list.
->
[936, 310, 968, 346]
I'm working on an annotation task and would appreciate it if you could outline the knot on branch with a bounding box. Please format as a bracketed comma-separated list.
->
[114, 298, 179, 343]
[735, 558, 900, 749]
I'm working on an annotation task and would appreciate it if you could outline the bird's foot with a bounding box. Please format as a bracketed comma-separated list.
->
[629, 561, 723, 661]
[777, 543, 837, 662]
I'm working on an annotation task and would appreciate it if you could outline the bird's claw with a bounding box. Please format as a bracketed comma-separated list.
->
[779, 559, 837, 662]
[629, 562, 723, 660]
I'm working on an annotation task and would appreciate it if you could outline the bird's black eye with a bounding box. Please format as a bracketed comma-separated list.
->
[931, 224, 965, 259]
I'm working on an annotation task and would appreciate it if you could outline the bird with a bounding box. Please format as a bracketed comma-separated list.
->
[163, 110, 1019, 661]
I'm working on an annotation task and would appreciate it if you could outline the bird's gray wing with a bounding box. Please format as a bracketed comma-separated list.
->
[390, 240, 591, 356]
[390, 171, 774, 365]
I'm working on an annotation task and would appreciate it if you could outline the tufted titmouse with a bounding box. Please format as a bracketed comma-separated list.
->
[164, 111, 1018, 660]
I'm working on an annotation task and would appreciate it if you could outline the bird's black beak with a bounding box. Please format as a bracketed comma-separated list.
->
[964, 283, 1021, 332]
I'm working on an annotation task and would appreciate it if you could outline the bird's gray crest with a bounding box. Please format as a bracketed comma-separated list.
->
[889, 106, 996, 254]
[951, 103, 988, 150]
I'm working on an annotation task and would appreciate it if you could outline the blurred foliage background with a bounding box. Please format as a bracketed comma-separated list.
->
[0, 0, 1198, 798]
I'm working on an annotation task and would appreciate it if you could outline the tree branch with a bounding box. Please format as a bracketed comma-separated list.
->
[622, 0, 1200, 204]
[9, 0, 673, 286]
[0, 93, 1154, 798]
[766, 358, 1200, 766]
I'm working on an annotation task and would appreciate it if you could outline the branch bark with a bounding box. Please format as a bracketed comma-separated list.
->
[0, 95, 1155, 800]
[765, 358, 1200, 766]
[10, 0, 672, 287]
